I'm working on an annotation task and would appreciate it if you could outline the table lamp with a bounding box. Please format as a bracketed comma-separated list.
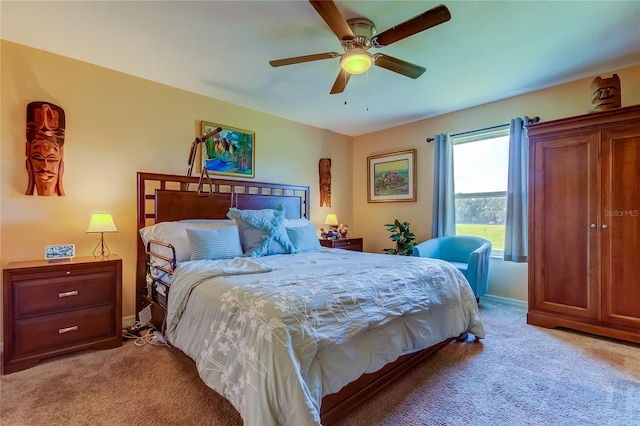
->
[324, 214, 339, 230]
[323, 214, 340, 239]
[87, 213, 118, 257]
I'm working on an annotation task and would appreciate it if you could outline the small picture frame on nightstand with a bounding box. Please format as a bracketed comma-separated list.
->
[45, 244, 75, 260]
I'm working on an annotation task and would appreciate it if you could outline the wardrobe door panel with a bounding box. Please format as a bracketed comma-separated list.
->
[532, 134, 599, 319]
[601, 127, 640, 328]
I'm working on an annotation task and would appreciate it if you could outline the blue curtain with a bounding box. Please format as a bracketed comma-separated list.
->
[431, 132, 456, 237]
[504, 117, 529, 262]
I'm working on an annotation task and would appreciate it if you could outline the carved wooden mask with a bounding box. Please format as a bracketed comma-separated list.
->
[25, 102, 66, 196]
[319, 158, 331, 207]
[589, 74, 621, 113]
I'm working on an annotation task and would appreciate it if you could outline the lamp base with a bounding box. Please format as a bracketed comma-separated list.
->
[93, 234, 111, 257]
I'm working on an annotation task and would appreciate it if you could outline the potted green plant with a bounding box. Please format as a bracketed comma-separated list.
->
[383, 219, 416, 256]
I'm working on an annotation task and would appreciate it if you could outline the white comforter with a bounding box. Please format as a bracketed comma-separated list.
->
[166, 249, 485, 426]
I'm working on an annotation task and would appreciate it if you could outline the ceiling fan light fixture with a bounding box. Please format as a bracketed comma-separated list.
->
[340, 50, 372, 74]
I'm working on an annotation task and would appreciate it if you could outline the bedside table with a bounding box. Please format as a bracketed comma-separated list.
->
[2, 255, 122, 374]
[319, 237, 363, 252]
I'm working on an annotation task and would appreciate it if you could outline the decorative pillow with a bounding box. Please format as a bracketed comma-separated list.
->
[227, 205, 297, 257]
[186, 225, 243, 260]
[139, 220, 235, 262]
[286, 224, 321, 252]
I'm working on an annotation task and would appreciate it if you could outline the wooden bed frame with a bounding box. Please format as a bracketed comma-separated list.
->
[136, 171, 456, 425]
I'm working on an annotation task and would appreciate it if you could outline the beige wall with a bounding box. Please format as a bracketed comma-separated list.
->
[353, 64, 640, 301]
[0, 41, 352, 331]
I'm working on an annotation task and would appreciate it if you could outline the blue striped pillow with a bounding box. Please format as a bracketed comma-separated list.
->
[186, 225, 243, 260]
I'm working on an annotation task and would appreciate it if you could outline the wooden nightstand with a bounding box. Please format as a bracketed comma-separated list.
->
[2, 255, 122, 374]
[319, 237, 363, 252]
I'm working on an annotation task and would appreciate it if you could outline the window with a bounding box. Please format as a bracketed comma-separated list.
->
[452, 127, 509, 256]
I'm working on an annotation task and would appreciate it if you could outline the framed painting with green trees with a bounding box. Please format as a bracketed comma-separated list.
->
[201, 121, 255, 178]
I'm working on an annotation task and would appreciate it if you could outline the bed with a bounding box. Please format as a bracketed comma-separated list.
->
[136, 171, 485, 426]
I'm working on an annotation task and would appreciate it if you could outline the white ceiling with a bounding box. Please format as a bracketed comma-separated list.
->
[2, 1, 640, 137]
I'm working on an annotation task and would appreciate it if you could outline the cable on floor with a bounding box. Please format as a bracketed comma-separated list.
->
[122, 327, 169, 347]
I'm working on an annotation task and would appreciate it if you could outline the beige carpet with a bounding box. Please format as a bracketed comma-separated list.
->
[1, 301, 638, 426]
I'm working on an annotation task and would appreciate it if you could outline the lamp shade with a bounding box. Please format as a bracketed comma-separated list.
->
[324, 214, 339, 226]
[86, 213, 118, 233]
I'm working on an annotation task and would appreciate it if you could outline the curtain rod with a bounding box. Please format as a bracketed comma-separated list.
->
[426, 116, 540, 142]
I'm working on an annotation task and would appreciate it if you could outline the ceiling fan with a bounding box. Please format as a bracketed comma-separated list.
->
[269, 1, 451, 94]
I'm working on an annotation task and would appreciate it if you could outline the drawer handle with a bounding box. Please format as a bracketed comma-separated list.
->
[59, 290, 79, 298]
[59, 326, 78, 334]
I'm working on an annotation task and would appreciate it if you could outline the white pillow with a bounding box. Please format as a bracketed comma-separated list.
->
[179, 219, 236, 224]
[283, 218, 311, 228]
[139, 220, 235, 262]
[186, 226, 243, 260]
[286, 224, 321, 252]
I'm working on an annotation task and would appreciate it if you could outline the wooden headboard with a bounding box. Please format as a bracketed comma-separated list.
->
[135, 171, 310, 314]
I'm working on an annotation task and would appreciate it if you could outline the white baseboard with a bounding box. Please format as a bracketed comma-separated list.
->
[122, 315, 136, 328]
[480, 294, 527, 310]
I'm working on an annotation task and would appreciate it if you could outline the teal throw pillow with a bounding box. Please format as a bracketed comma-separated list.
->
[227, 205, 297, 257]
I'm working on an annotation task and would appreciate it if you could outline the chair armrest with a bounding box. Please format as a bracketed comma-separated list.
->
[413, 239, 441, 258]
[466, 242, 492, 296]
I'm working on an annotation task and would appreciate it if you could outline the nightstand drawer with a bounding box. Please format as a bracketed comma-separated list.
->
[13, 305, 115, 356]
[332, 240, 360, 250]
[319, 237, 363, 252]
[13, 270, 116, 318]
[9, 265, 113, 281]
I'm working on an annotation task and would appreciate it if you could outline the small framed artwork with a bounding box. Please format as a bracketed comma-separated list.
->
[201, 121, 255, 178]
[367, 149, 417, 203]
[45, 244, 75, 260]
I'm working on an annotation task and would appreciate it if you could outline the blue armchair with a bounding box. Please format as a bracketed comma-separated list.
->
[413, 235, 492, 301]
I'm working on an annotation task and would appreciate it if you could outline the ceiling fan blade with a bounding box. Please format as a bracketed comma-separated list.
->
[374, 54, 426, 79]
[309, 0, 355, 42]
[372, 4, 451, 47]
[269, 52, 339, 67]
[330, 70, 351, 94]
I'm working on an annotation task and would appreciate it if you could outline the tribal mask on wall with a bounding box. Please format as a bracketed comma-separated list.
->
[25, 102, 66, 196]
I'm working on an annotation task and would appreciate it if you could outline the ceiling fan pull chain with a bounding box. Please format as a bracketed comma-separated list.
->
[366, 70, 369, 111]
[344, 69, 348, 105]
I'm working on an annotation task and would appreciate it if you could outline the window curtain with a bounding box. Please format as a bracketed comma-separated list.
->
[504, 117, 529, 262]
[431, 132, 456, 237]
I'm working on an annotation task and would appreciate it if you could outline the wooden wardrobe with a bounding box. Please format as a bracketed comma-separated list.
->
[527, 105, 640, 344]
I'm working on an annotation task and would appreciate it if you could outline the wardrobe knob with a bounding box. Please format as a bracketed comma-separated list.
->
[602, 224, 608, 229]
[591, 224, 597, 228]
